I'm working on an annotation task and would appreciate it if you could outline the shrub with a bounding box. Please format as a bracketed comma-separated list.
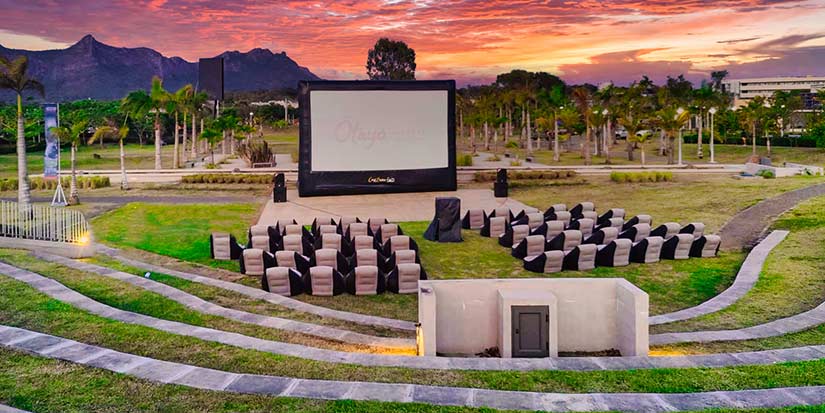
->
[181, 174, 273, 185]
[509, 159, 522, 166]
[486, 154, 501, 162]
[505, 140, 520, 149]
[610, 171, 673, 183]
[474, 170, 577, 182]
[457, 153, 473, 167]
[237, 140, 274, 166]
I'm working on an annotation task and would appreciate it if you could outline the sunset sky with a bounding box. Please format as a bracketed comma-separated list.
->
[1, 0, 825, 86]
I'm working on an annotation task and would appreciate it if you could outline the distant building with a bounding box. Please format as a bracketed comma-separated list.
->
[722, 76, 825, 108]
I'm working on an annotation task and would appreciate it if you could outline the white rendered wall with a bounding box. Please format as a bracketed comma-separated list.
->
[418, 278, 649, 357]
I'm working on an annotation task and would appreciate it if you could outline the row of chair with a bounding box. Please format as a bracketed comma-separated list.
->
[463, 203, 721, 274]
[210, 216, 428, 296]
[261, 263, 424, 297]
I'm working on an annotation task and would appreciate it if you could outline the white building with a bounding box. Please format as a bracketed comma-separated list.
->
[723, 76, 825, 107]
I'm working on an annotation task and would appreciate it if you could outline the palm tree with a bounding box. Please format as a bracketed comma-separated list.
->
[629, 131, 653, 166]
[172, 84, 194, 168]
[149, 76, 172, 169]
[50, 121, 88, 205]
[654, 106, 691, 164]
[189, 91, 208, 160]
[120, 89, 153, 186]
[89, 124, 129, 190]
[740, 96, 767, 156]
[0, 56, 45, 206]
[199, 126, 222, 165]
[571, 87, 594, 165]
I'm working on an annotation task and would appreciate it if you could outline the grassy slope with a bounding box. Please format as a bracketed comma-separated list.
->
[5, 274, 825, 395]
[654, 195, 825, 334]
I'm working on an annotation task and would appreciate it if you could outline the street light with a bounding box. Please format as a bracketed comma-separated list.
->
[708, 107, 717, 164]
[676, 107, 685, 166]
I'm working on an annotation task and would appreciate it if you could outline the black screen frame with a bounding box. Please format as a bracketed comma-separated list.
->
[298, 80, 457, 197]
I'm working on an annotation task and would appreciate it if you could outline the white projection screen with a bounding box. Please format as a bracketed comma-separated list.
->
[298, 81, 456, 196]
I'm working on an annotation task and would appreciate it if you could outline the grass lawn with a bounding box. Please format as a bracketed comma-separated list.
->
[261, 127, 298, 162]
[0, 143, 179, 179]
[92, 202, 261, 272]
[0, 249, 401, 354]
[653, 195, 825, 334]
[6, 273, 825, 395]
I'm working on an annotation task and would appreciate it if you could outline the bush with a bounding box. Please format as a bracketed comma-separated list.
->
[505, 140, 520, 149]
[754, 169, 776, 179]
[610, 171, 673, 183]
[474, 170, 577, 182]
[509, 159, 522, 166]
[181, 174, 273, 185]
[486, 154, 501, 162]
[0, 176, 110, 191]
[457, 153, 473, 167]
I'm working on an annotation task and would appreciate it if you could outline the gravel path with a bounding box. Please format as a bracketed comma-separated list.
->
[34, 253, 414, 350]
[718, 182, 825, 250]
[3, 325, 825, 412]
[3, 260, 825, 372]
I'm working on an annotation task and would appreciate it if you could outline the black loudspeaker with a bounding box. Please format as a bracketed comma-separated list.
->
[198, 57, 224, 101]
[273, 173, 287, 203]
[423, 197, 462, 242]
[494, 168, 508, 198]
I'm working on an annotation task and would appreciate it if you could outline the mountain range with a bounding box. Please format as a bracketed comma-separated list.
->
[0, 35, 321, 102]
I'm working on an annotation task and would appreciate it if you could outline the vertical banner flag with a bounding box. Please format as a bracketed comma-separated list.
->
[43, 103, 59, 180]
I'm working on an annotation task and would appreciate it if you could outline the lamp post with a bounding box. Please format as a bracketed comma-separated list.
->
[602, 108, 610, 159]
[780, 104, 786, 138]
[593, 110, 599, 156]
[677, 107, 685, 166]
[708, 107, 717, 164]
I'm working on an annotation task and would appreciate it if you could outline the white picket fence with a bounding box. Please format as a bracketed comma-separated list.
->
[0, 201, 90, 244]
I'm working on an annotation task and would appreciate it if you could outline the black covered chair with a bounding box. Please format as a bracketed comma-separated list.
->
[680, 223, 706, 239]
[660, 233, 694, 260]
[302, 266, 346, 296]
[262, 267, 304, 296]
[240, 248, 276, 276]
[367, 217, 389, 236]
[511, 235, 547, 259]
[595, 217, 624, 232]
[618, 223, 651, 243]
[345, 222, 370, 240]
[273, 250, 311, 274]
[347, 235, 377, 256]
[480, 216, 508, 238]
[310, 248, 350, 274]
[562, 244, 598, 271]
[569, 202, 595, 220]
[279, 234, 315, 256]
[595, 239, 632, 267]
[315, 233, 344, 252]
[349, 248, 386, 268]
[498, 224, 530, 248]
[210, 232, 243, 260]
[532, 220, 566, 240]
[568, 218, 595, 239]
[313, 224, 338, 239]
[543, 204, 567, 220]
[337, 216, 360, 235]
[423, 197, 462, 242]
[512, 207, 540, 222]
[651, 222, 681, 239]
[382, 235, 420, 257]
[462, 209, 487, 230]
[375, 223, 404, 245]
[247, 224, 279, 253]
[384, 249, 420, 272]
[690, 235, 721, 258]
[523, 250, 565, 274]
[387, 263, 426, 294]
[311, 217, 337, 235]
[597, 208, 626, 226]
[489, 207, 514, 224]
[546, 229, 583, 252]
[345, 266, 386, 295]
[623, 215, 653, 231]
[584, 227, 619, 246]
[544, 210, 571, 226]
[630, 236, 664, 263]
[512, 212, 545, 230]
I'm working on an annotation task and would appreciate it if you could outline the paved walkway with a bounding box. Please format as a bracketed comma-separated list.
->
[4, 259, 825, 372]
[95, 244, 416, 332]
[34, 253, 414, 350]
[2, 325, 825, 412]
[258, 189, 532, 225]
[0, 404, 29, 413]
[718, 182, 825, 251]
[650, 231, 788, 325]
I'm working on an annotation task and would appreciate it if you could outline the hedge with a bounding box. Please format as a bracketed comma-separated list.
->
[681, 135, 817, 148]
[475, 170, 577, 182]
[609, 171, 673, 183]
[0, 176, 110, 191]
[181, 174, 273, 185]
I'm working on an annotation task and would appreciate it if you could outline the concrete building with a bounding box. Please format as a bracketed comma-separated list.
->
[723, 76, 825, 108]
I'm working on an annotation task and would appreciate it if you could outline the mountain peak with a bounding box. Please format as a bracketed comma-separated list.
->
[78, 34, 98, 44]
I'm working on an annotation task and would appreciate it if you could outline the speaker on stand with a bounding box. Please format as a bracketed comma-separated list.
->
[494, 168, 508, 198]
[273, 173, 287, 203]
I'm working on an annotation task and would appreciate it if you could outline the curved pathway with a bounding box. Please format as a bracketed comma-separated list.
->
[95, 244, 416, 332]
[3, 260, 825, 372]
[32, 253, 414, 350]
[2, 325, 825, 412]
[0, 405, 30, 413]
[718, 182, 825, 251]
[650, 230, 788, 325]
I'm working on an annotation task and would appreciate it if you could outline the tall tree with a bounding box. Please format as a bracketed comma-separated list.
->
[571, 87, 594, 165]
[366, 38, 416, 80]
[711, 70, 729, 92]
[89, 124, 129, 190]
[49, 121, 88, 205]
[0, 55, 44, 206]
[654, 106, 690, 164]
[149, 76, 172, 169]
[190, 91, 208, 159]
[171, 84, 194, 168]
